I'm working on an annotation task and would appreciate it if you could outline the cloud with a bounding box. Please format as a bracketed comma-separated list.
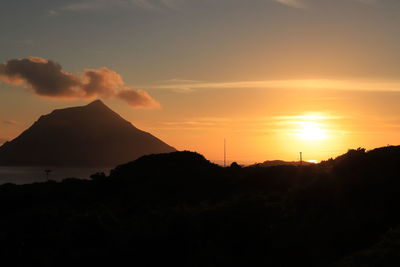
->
[271, 0, 378, 8]
[0, 57, 81, 98]
[51, 0, 379, 14]
[0, 57, 159, 109]
[155, 114, 345, 136]
[2, 120, 19, 125]
[353, 0, 378, 3]
[48, 9, 58, 16]
[271, 0, 306, 8]
[82, 68, 124, 98]
[159, 0, 184, 10]
[60, 0, 148, 12]
[118, 88, 160, 109]
[151, 79, 400, 93]
[131, 0, 157, 9]
[59, 1, 104, 11]
[55, 0, 183, 13]
[17, 40, 39, 47]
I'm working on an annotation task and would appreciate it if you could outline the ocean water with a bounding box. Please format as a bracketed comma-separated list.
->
[0, 166, 110, 185]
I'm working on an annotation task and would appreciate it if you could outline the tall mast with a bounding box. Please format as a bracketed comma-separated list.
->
[224, 138, 226, 167]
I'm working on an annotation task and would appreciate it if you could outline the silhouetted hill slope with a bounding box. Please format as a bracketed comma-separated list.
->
[0, 100, 176, 166]
[110, 151, 220, 178]
[333, 224, 400, 267]
[1, 147, 400, 266]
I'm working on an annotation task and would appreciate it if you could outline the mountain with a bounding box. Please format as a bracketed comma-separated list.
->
[0, 100, 176, 167]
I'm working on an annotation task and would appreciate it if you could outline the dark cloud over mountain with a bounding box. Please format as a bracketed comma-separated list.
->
[0, 57, 159, 109]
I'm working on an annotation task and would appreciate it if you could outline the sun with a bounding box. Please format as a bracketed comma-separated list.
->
[277, 113, 342, 161]
[296, 117, 328, 141]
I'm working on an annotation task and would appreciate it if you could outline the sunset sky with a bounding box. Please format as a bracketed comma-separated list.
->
[2, 0, 400, 164]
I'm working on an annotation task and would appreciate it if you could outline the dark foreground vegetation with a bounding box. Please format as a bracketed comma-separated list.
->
[1, 147, 400, 266]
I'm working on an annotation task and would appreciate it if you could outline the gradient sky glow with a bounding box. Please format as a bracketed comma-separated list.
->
[2, 0, 400, 164]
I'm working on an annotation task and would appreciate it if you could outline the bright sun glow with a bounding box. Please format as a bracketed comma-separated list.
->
[276, 112, 346, 162]
[297, 121, 327, 141]
[289, 114, 329, 142]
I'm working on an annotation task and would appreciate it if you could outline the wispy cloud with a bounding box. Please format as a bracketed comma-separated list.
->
[272, 0, 379, 9]
[150, 79, 400, 93]
[159, 0, 184, 10]
[50, 0, 380, 14]
[2, 120, 19, 125]
[60, 1, 109, 11]
[17, 40, 39, 47]
[272, 0, 306, 9]
[353, 0, 378, 4]
[273, 114, 344, 122]
[52, 0, 183, 13]
[154, 114, 345, 137]
[50, 0, 146, 14]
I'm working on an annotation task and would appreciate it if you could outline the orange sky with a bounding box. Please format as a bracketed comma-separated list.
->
[1, 0, 400, 164]
[2, 83, 400, 165]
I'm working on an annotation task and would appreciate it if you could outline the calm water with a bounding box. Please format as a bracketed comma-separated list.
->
[0, 166, 110, 185]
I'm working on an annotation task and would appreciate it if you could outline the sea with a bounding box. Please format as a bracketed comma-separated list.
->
[0, 166, 110, 185]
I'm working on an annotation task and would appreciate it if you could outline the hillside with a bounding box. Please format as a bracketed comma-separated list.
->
[1, 146, 400, 266]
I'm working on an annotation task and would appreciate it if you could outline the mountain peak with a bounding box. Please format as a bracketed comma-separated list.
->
[0, 101, 176, 167]
[86, 99, 107, 108]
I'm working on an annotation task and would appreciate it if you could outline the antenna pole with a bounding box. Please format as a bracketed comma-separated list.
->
[224, 138, 226, 167]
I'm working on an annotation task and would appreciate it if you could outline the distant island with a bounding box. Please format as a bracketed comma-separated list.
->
[251, 159, 315, 167]
[0, 100, 176, 167]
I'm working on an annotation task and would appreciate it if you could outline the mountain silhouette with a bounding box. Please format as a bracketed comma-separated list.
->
[0, 100, 176, 166]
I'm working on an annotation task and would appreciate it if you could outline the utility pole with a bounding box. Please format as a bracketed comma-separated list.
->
[44, 169, 52, 180]
[300, 152, 303, 166]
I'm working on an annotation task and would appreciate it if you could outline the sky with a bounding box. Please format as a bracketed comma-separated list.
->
[1, 0, 400, 164]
